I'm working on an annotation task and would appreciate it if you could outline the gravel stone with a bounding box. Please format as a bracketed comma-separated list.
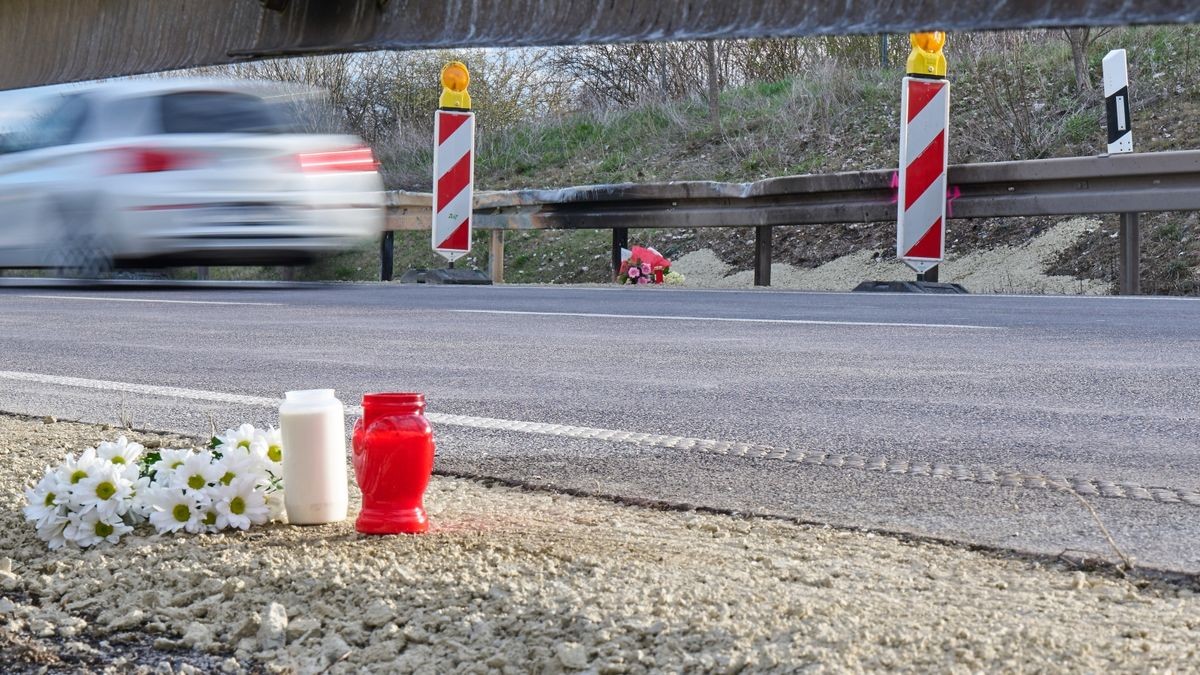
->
[182, 621, 214, 650]
[257, 602, 288, 650]
[556, 641, 590, 669]
[361, 598, 394, 628]
[322, 633, 352, 661]
[285, 615, 322, 641]
[3, 414, 1200, 671]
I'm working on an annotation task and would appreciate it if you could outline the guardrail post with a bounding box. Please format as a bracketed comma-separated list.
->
[196, 266, 208, 281]
[380, 231, 394, 282]
[1119, 212, 1140, 295]
[918, 266, 939, 283]
[489, 230, 504, 284]
[754, 225, 772, 287]
[611, 227, 628, 280]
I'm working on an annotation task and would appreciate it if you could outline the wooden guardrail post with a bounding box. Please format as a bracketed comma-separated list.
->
[1119, 212, 1140, 295]
[754, 225, 772, 286]
[379, 231, 394, 282]
[489, 230, 504, 283]
[611, 227, 628, 281]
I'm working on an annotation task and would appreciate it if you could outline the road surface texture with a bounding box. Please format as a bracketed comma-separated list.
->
[1, 282, 1198, 573]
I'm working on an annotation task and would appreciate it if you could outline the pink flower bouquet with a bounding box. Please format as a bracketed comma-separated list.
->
[618, 246, 672, 285]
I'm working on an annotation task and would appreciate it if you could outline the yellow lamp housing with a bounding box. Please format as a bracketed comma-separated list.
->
[907, 31, 947, 78]
[439, 61, 472, 110]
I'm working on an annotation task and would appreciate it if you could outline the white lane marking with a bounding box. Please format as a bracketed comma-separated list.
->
[16, 295, 281, 307]
[447, 309, 995, 330]
[0, 369, 1195, 508]
[0, 371, 283, 407]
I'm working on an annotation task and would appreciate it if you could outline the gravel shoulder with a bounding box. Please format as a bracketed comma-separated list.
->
[2, 413, 1199, 673]
[673, 218, 1110, 294]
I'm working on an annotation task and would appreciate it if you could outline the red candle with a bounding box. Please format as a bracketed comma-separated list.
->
[351, 393, 434, 534]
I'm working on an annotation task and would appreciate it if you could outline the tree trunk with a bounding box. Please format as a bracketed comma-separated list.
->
[1064, 28, 1092, 93]
[706, 39, 720, 133]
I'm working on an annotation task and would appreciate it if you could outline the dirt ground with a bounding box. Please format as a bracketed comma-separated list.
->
[2, 413, 1200, 673]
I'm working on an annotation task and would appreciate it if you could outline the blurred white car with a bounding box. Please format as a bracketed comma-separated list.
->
[0, 79, 384, 274]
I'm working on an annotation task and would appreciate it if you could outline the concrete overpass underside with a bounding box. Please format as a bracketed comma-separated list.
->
[1, 0, 1199, 90]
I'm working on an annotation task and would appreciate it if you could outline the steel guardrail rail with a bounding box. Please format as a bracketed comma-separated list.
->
[385, 150, 1200, 231]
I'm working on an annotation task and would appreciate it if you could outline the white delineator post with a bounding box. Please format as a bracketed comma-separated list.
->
[897, 77, 950, 275]
[1103, 49, 1133, 154]
[432, 109, 474, 262]
[1104, 49, 1139, 295]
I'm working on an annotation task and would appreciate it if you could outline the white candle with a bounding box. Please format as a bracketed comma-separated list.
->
[279, 389, 348, 525]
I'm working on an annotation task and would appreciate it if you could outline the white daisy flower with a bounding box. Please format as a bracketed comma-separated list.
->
[148, 448, 192, 482]
[187, 503, 219, 534]
[249, 442, 279, 480]
[64, 509, 132, 547]
[36, 515, 69, 550]
[260, 426, 284, 464]
[220, 439, 276, 484]
[195, 486, 227, 533]
[213, 476, 269, 530]
[127, 476, 154, 524]
[211, 450, 259, 488]
[23, 468, 67, 528]
[216, 423, 260, 452]
[168, 450, 222, 492]
[53, 447, 102, 489]
[146, 487, 207, 534]
[96, 436, 144, 479]
[74, 462, 134, 518]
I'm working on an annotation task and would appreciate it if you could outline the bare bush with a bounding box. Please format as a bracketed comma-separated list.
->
[955, 43, 1086, 161]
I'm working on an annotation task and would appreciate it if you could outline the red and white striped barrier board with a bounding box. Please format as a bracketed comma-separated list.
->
[896, 77, 949, 273]
[432, 109, 475, 262]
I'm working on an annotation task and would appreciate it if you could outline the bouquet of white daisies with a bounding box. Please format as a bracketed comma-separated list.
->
[23, 424, 286, 549]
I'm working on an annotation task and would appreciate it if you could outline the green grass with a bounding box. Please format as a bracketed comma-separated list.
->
[1063, 112, 1097, 145]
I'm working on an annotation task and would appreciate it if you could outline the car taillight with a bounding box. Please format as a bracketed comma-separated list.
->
[110, 148, 198, 174]
[297, 146, 379, 173]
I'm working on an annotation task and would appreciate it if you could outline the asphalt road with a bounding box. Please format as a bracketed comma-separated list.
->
[2, 282, 1199, 573]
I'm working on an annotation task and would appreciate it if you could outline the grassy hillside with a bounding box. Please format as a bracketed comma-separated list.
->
[203, 26, 1200, 293]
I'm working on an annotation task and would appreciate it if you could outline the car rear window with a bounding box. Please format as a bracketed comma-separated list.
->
[159, 91, 290, 134]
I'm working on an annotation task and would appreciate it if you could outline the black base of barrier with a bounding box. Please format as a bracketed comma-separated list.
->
[852, 280, 969, 294]
[399, 268, 493, 285]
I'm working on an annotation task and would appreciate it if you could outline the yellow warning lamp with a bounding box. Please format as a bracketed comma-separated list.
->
[439, 61, 472, 110]
[907, 31, 947, 78]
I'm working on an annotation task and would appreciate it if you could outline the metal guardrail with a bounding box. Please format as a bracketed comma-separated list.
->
[384, 150, 1200, 292]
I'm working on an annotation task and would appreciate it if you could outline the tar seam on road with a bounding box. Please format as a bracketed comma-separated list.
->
[2, 369, 1194, 509]
[447, 309, 998, 330]
[14, 295, 282, 307]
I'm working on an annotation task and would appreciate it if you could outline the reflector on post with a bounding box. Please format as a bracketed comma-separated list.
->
[897, 32, 950, 276]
